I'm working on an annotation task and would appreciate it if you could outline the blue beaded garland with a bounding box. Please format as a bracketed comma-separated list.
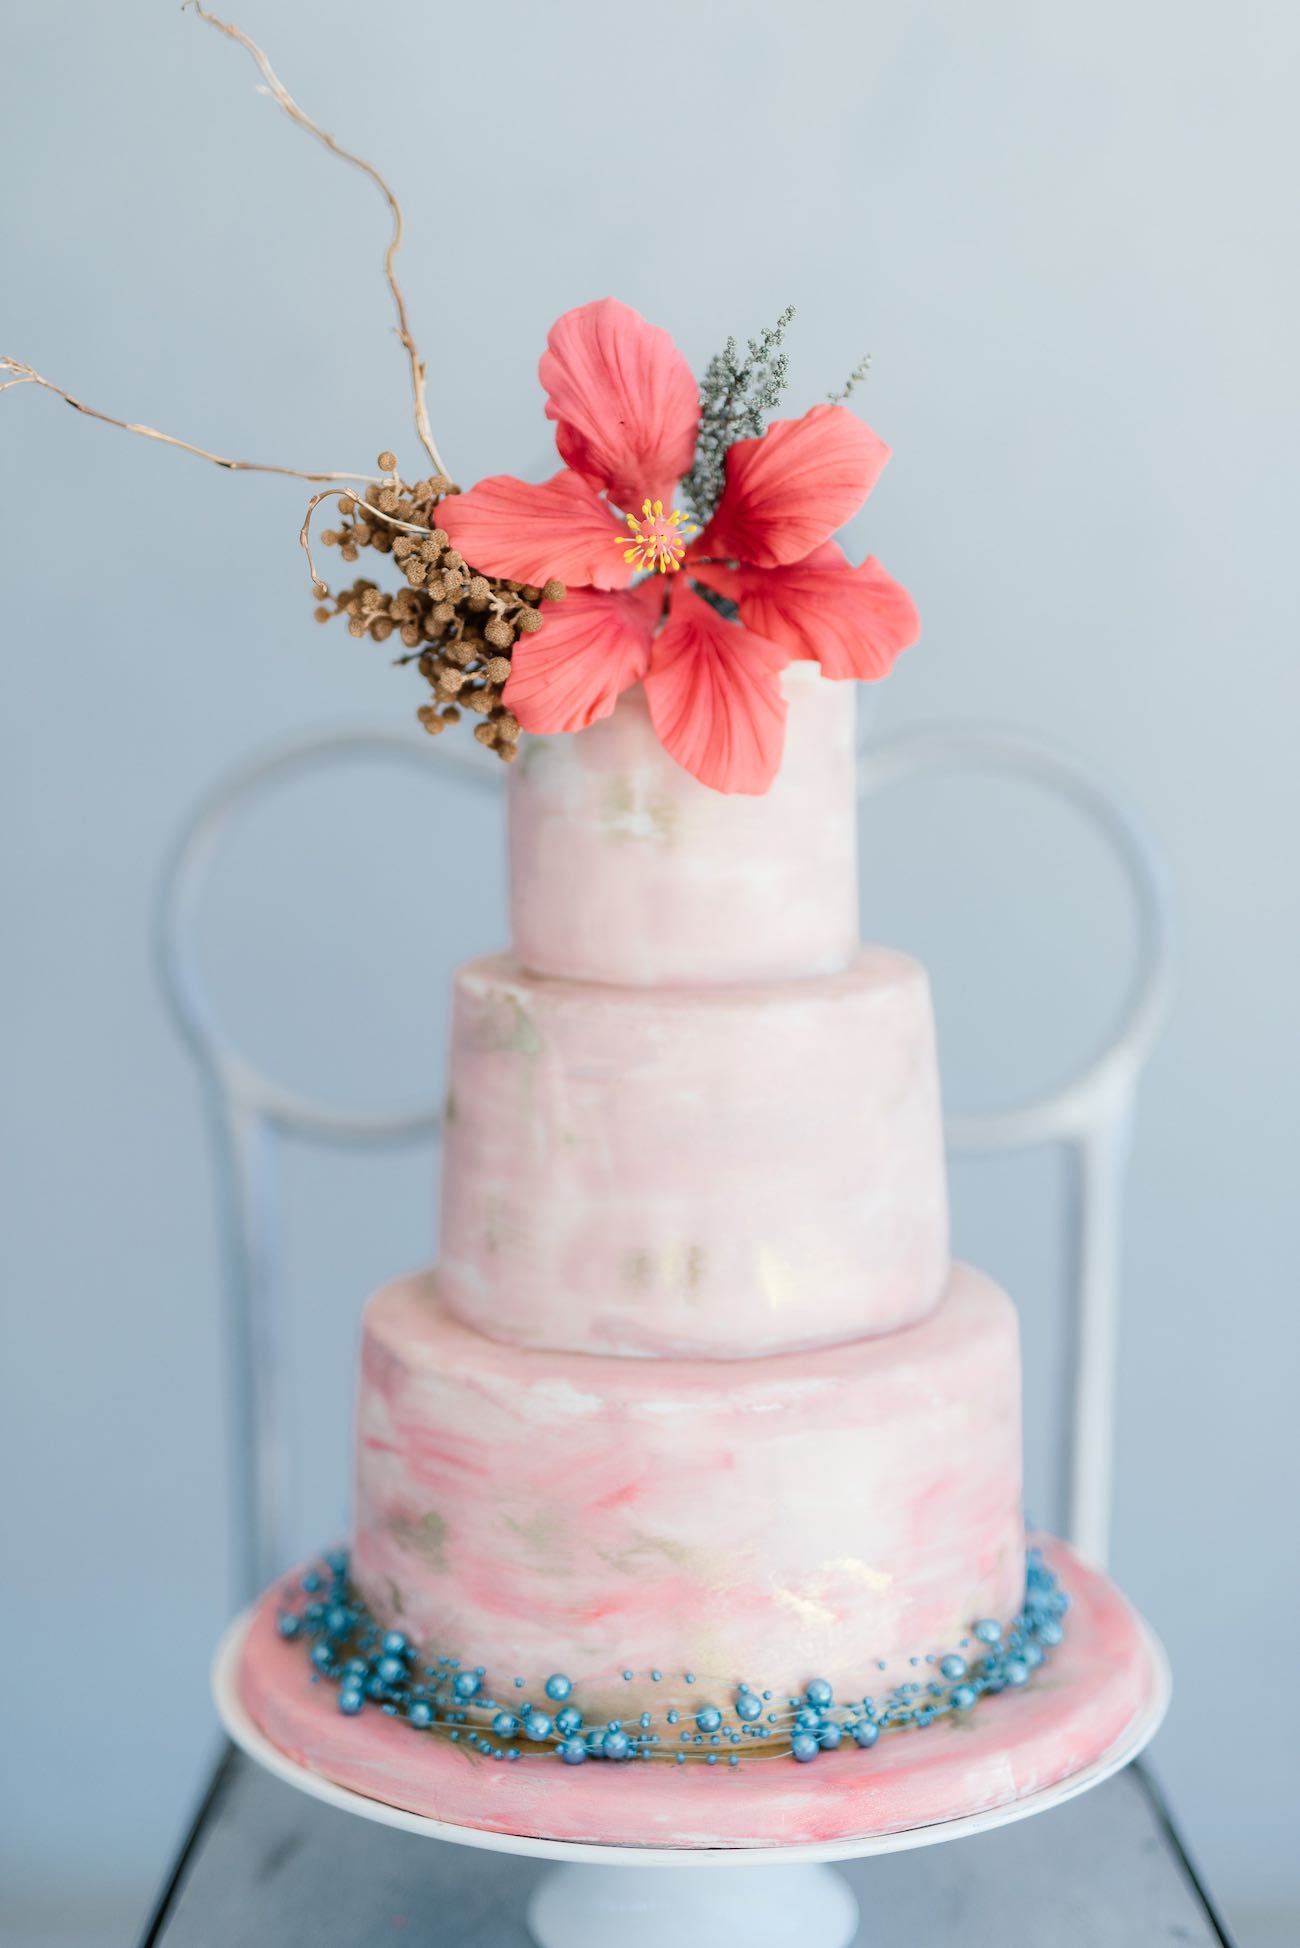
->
[278, 1544, 1066, 1773]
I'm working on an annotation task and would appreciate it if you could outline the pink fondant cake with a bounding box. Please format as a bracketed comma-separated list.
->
[341, 669, 1028, 1711]
[242, 663, 1121, 1817]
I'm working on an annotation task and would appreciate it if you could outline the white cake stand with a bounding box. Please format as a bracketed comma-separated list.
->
[213, 1607, 1169, 1948]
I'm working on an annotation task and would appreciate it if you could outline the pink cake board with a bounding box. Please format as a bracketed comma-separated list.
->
[221, 1536, 1168, 1856]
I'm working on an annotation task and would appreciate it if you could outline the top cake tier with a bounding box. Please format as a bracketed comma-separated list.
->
[508, 665, 858, 987]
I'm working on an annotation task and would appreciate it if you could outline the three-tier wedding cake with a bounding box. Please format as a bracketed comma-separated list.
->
[236, 298, 1159, 1849]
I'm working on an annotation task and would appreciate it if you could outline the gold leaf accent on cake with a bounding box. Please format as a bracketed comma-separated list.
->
[599, 776, 679, 845]
[389, 1508, 449, 1572]
[819, 1556, 894, 1593]
[472, 992, 543, 1059]
[622, 1247, 653, 1291]
[502, 1509, 574, 1573]
[756, 1243, 797, 1309]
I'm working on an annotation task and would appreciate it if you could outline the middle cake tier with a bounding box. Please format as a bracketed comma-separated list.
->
[438, 950, 950, 1358]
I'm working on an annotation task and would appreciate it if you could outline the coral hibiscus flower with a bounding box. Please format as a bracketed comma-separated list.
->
[437, 299, 919, 794]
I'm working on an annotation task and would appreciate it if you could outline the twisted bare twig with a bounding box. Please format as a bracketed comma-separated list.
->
[188, 2, 448, 477]
[0, 356, 376, 484]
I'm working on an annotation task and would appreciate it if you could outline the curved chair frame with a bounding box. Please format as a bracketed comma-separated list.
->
[159, 724, 1174, 1601]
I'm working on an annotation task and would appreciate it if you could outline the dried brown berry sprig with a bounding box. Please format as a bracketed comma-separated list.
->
[311, 456, 565, 761]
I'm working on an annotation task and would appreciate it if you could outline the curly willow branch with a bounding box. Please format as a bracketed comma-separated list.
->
[188, 2, 448, 480]
[0, 357, 374, 485]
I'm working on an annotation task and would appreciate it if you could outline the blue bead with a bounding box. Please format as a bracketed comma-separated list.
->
[950, 1685, 977, 1710]
[791, 1731, 820, 1762]
[736, 1692, 763, 1722]
[729, 1754, 739, 1766]
[492, 1712, 520, 1739]
[376, 1655, 404, 1685]
[602, 1730, 631, 1761]
[325, 1606, 352, 1636]
[695, 1706, 722, 1734]
[301, 1571, 323, 1594]
[1005, 1657, 1030, 1687]
[408, 1700, 434, 1728]
[523, 1710, 552, 1742]
[310, 1643, 334, 1672]
[805, 1678, 833, 1708]
[555, 1706, 583, 1736]
[1038, 1619, 1063, 1646]
[559, 1738, 587, 1765]
[326, 1549, 349, 1576]
[818, 1722, 842, 1750]
[939, 1654, 967, 1680]
[640, 1713, 652, 1730]
[685, 1672, 696, 1684]
[337, 1686, 364, 1716]
[544, 1673, 572, 1702]
[514, 1677, 526, 1688]
[794, 1707, 822, 1731]
[453, 1671, 480, 1700]
[622, 1670, 633, 1682]
[973, 1619, 1002, 1645]
[666, 1710, 679, 1725]
[276, 1613, 301, 1639]
[585, 1731, 606, 1757]
[852, 1721, 879, 1749]
[651, 1670, 662, 1682]
[382, 1631, 408, 1657]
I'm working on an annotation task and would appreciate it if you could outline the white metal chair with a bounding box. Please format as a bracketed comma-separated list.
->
[158, 722, 1174, 1605]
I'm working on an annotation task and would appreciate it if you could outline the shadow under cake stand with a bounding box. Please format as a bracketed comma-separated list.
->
[213, 1537, 1168, 1948]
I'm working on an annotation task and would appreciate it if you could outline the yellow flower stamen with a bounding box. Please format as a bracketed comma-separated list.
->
[620, 497, 695, 574]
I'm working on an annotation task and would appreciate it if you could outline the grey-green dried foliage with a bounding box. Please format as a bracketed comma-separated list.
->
[682, 306, 796, 528]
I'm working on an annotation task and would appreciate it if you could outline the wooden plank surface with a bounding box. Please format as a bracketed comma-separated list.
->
[144, 1749, 1232, 1946]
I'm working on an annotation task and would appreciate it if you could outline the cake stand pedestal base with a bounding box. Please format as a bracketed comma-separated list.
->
[528, 1860, 858, 1948]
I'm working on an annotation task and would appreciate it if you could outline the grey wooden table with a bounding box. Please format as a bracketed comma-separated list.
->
[141, 1747, 1232, 1946]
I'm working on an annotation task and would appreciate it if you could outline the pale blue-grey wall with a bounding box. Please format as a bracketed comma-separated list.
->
[3, 3, 1296, 1942]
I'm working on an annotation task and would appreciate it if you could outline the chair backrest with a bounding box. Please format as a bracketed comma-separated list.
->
[159, 724, 1174, 1603]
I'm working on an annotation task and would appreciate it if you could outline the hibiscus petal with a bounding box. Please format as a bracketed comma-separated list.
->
[437, 471, 630, 591]
[642, 584, 789, 795]
[503, 586, 657, 735]
[739, 553, 920, 680]
[541, 299, 700, 508]
[702, 405, 892, 568]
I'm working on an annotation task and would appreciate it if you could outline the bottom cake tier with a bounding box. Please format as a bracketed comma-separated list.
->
[351, 1264, 1024, 1720]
